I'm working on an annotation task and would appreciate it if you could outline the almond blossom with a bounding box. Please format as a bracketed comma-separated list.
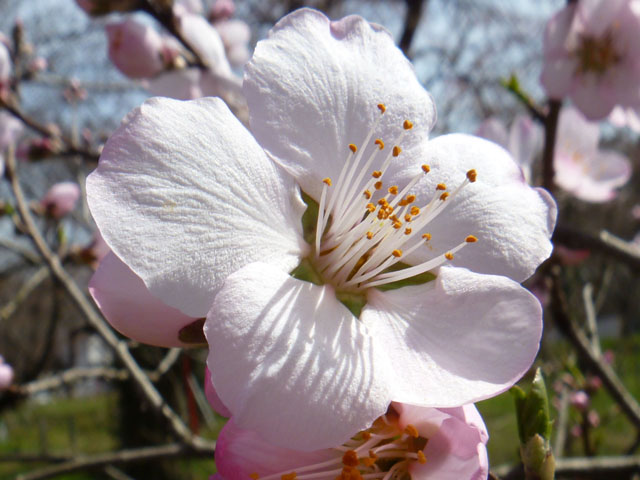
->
[40, 181, 81, 218]
[213, 402, 488, 480]
[554, 107, 632, 202]
[87, 9, 555, 449]
[540, 0, 640, 120]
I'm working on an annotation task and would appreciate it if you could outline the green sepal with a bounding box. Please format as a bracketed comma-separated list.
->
[336, 291, 367, 319]
[300, 191, 319, 246]
[290, 258, 324, 286]
[511, 368, 552, 444]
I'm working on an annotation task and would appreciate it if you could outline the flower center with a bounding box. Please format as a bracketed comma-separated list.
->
[251, 406, 428, 480]
[301, 104, 477, 297]
[574, 30, 621, 76]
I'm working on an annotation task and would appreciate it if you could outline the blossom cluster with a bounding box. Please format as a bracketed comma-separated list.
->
[82, 5, 564, 478]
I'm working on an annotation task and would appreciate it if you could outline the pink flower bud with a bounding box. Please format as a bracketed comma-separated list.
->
[0, 357, 13, 390]
[570, 390, 590, 411]
[209, 0, 235, 21]
[28, 56, 47, 74]
[105, 19, 165, 79]
[41, 182, 81, 218]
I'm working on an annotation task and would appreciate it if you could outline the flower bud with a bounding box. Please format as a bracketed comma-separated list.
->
[106, 19, 166, 79]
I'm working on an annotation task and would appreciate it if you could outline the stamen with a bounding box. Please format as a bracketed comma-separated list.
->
[375, 139, 385, 149]
[323, 178, 332, 186]
[392, 249, 402, 257]
[392, 146, 402, 157]
[366, 232, 374, 240]
[439, 192, 449, 201]
[444, 252, 454, 260]
[377, 103, 386, 113]
[403, 120, 413, 130]
[466, 235, 478, 243]
[417, 451, 427, 464]
[281, 473, 297, 480]
[421, 164, 430, 173]
[405, 424, 419, 438]
[349, 144, 358, 153]
[372, 170, 382, 178]
[466, 169, 477, 182]
[436, 183, 446, 191]
[404, 228, 412, 235]
[363, 190, 372, 199]
[342, 450, 359, 467]
[410, 206, 420, 215]
[388, 186, 398, 195]
[422, 233, 431, 240]
[374, 181, 383, 190]
[250, 474, 260, 480]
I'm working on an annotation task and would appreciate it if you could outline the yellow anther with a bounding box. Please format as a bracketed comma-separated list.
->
[368, 449, 378, 461]
[377, 103, 386, 113]
[349, 144, 357, 153]
[405, 424, 419, 438]
[417, 451, 427, 464]
[440, 192, 450, 201]
[281, 473, 297, 480]
[378, 198, 388, 206]
[362, 457, 375, 467]
[342, 450, 359, 467]
[393, 222, 402, 230]
[445, 252, 454, 260]
[374, 181, 383, 190]
[404, 227, 412, 235]
[466, 169, 477, 182]
[422, 164, 431, 173]
[250, 474, 260, 480]
[404, 214, 412, 222]
[422, 233, 432, 241]
[323, 177, 332, 186]
[403, 119, 413, 130]
[410, 206, 420, 215]
[374, 138, 385, 150]
[363, 189, 372, 199]
[465, 235, 478, 243]
[390, 214, 399, 222]
[393, 146, 402, 157]
[436, 183, 447, 191]
[406, 194, 416, 203]
[392, 249, 403, 257]
[372, 170, 382, 178]
[388, 185, 399, 195]
[366, 231, 374, 240]
[366, 203, 376, 212]
[377, 210, 386, 220]
[362, 432, 372, 441]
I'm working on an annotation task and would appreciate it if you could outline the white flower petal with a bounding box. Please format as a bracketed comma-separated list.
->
[204, 262, 391, 451]
[363, 266, 542, 407]
[244, 8, 436, 201]
[87, 97, 307, 317]
[387, 134, 556, 282]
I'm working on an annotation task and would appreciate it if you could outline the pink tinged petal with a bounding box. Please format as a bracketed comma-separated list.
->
[0, 111, 24, 147]
[363, 266, 543, 407]
[509, 114, 543, 182]
[210, 0, 235, 21]
[571, 79, 618, 120]
[540, 5, 577, 99]
[145, 69, 204, 100]
[577, 0, 627, 37]
[215, 419, 336, 479]
[244, 8, 436, 202]
[0, 42, 11, 83]
[387, 134, 556, 283]
[89, 252, 197, 347]
[87, 97, 307, 318]
[204, 262, 391, 451]
[105, 19, 165, 79]
[204, 366, 231, 417]
[41, 181, 81, 218]
[175, 0, 203, 14]
[609, 105, 640, 133]
[215, 19, 251, 67]
[475, 117, 508, 150]
[178, 12, 231, 77]
[556, 106, 600, 155]
[0, 361, 14, 390]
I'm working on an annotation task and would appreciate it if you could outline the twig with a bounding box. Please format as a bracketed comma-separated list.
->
[103, 465, 136, 480]
[541, 100, 561, 194]
[15, 443, 214, 480]
[0, 236, 41, 264]
[501, 74, 546, 123]
[152, 348, 181, 379]
[5, 146, 213, 451]
[14, 367, 128, 395]
[551, 267, 640, 432]
[494, 455, 640, 479]
[554, 383, 570, 458]
[582, 283, 601, 358]
[553, 225, 640, 272]
[0, 265, 49, 322]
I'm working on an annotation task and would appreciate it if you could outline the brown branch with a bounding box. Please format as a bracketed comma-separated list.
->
[399, 0, 427, 58]
[5, 147, 213, 451]
[0, 265, 49, 322]
[551, 267, 640, 432]
[541, 100, 561, 194]
[15, 443, 214, 480]
[553, 225, 640, 271]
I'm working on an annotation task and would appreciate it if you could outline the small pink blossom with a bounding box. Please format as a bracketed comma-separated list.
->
[541, 0, 640, 120]
[476, 115, 542, 183]
[28, 56, 47, 74]
[570, 390, 590, 411]
[0, 356, 14, 390]
[40, 181, 81, 218]
[215, 402, 488, 480]
[105, 18, 166, 79]
[554, 106, 632, 202]
[214, 19, 251, 68]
